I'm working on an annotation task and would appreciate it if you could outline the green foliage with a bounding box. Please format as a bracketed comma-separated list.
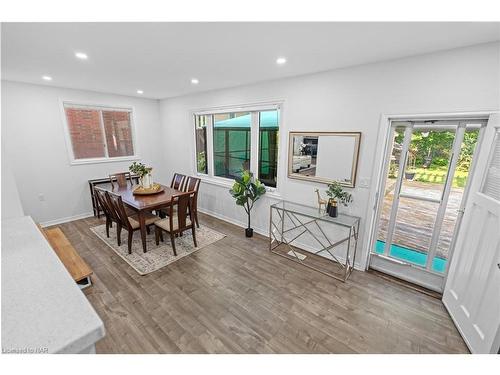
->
[457, 131, 479, 171]
[229, 170, 266, 228]
[325, 181, 353, 206]
[410, 166, 468, 188]
[197, 151, 207, 173]
[394, 129, 479, 172]
[388, 162, 398, 178]
[129, 162, 152, 177]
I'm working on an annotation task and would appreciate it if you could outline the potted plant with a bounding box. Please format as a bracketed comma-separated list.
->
[404, 168, 417, 181]
[229, 170, 266, 237]
[129, 162, 153, 188]
[325, 181, 352, 217]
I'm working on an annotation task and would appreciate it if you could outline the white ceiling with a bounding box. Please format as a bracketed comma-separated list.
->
[2, 22, 499, 99]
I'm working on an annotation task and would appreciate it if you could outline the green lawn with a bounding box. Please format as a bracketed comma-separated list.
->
[412, 166, 469, 188]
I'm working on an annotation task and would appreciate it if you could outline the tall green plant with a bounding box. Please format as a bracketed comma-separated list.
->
[229, 170, 266, 230]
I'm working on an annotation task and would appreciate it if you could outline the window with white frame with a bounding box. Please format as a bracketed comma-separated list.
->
[63, 103, 136, 163]
[194, 105, 280, 188]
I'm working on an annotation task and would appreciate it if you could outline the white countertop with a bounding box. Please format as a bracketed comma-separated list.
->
[1, 216, 105, 353]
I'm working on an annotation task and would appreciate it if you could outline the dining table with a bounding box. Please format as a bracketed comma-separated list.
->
[96, 183, 181, 253]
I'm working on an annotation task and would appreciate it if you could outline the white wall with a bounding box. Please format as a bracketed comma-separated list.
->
[1, 142, 25, 220]
[158, 42, 500, 269]
[1, 81, 165, 225]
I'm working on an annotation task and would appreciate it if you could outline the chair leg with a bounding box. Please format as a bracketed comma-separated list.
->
[159, 229, 164, 242]
[155, 226, 160, 245]
[195, 211, 200, 228]
[105, 218, 110, 237]
[117, 224, 122, 246]
[146, 225, 150, 235]
[170, 234, 177, 256]
[127, 231, 133, 254]
[191, 226, 197, 247]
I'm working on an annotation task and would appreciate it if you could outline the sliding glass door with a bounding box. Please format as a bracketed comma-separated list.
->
[371, 119, 485, 291]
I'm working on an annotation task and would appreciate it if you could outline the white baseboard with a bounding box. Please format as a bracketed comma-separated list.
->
[39, 211, 94, 228]
[198, 207, 364, 271]
[198, 207, 269, 237]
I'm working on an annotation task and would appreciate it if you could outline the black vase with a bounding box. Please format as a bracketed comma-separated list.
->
[245, 228, 254, 237]
[328, 200, 338, 217]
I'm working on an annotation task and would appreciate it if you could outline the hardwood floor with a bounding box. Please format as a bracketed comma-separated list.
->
[56, 213, 468, 353]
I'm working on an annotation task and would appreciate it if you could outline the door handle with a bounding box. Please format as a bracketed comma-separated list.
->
[497, 263, 500, 270]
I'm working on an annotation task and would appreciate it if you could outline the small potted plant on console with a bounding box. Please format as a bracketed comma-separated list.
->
[325, 181, 353, 217]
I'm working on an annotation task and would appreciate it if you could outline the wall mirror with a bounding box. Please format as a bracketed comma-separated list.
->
[288, 131, 361, 187]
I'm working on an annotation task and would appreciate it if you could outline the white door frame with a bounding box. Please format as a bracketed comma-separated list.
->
[363, 111, 496, 288]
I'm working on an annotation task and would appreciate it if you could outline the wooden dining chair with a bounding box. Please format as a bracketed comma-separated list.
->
[109, 172, 132, 189]
[182, 176, 201, 228]
[154, 191, 197, 255]
[94, 188, 117, 238]
[107, 191, 160, 254]
[170, 173, 186, 190]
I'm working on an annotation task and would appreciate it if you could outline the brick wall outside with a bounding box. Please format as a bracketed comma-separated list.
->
[65, 108, 105, 159]
[102, 111, 134, 157]
[65, 108, 134, 159]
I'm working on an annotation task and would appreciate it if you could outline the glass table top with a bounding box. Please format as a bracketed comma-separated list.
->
[271, 200, 360, 228]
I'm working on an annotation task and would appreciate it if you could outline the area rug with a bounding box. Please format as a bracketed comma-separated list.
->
[90, 224, 226, 275]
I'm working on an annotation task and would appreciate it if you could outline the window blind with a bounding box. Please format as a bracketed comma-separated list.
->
[482, 131, 500, 200]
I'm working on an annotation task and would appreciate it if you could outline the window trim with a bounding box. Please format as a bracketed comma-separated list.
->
[192, 100, 283, 193]
[60, 100, 140, 165]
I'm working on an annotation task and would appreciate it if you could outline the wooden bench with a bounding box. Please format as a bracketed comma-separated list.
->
[41, 227, 93, 289]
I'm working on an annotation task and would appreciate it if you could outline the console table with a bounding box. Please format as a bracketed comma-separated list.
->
[269, 200, 360, 282]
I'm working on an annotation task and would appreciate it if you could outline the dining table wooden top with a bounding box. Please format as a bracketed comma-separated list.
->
[96, 183, 179, 211]
[95, 183, 183, 253]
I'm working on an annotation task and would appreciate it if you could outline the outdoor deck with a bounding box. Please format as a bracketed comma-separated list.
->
[377, 179, 464, 260]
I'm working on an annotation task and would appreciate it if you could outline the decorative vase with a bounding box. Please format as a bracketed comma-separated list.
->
[326, 198, 333, 214]
[141, 173, 152, 189]
[245, 228, 254, 238]
[328, 199, 338, 217]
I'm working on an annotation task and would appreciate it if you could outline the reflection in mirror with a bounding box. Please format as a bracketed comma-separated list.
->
[288, 132, 361, 187]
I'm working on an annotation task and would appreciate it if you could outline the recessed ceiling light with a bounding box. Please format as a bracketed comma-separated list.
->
[191, 78, 199, 85]
[42, 75, 52, 81]
[75, 52, 88, 60]
[136, 90, 144, 94]
[276, 57, 287, 65]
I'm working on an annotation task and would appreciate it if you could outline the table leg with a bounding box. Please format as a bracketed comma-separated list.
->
[139, 210, 147, 253]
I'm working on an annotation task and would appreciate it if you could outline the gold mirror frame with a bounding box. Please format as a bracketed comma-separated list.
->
[287, 131, 361, 187]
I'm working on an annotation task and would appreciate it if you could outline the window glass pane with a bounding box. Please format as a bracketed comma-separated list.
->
[400, 128, 456, 201]
[213, 112, 250, 179]
[435, 127, 481, 271]
[102, 110, 134, 157]
[258, 110, 279, 188]
[65, 108, 105, 159]
[194, 115, 208, 174]
[391, 197, 439, 269]
[375, 126, 406, 250]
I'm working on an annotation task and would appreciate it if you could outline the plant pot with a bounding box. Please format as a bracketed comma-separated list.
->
[245, 228, 254, 238]
[327, 199, 338, 218]
[140, 173, 153, 189]
[405, 172, 416, 181]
